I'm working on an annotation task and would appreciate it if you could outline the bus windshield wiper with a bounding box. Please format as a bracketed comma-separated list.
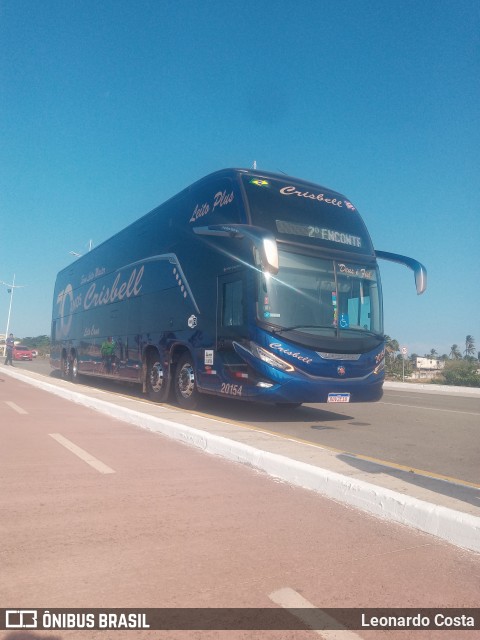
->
[339, 327, 384, 339]
[272, 325, 323, 334]
[272, 325, 383, 340]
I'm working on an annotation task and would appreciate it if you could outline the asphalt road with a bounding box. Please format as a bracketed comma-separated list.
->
[214, 389, 480, 486]
[11, 358, 480, 486]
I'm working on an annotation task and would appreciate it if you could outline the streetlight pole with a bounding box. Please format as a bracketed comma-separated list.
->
[1, 274, 26, 338]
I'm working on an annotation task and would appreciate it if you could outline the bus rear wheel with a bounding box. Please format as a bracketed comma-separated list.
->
[147, 355, 169, 403]
[174, 353, 199, 410]
[71, 352, 79, 383]
[61, 352, 71, 380]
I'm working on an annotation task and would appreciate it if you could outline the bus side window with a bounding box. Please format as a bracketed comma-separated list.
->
[222, 280, 244, 327]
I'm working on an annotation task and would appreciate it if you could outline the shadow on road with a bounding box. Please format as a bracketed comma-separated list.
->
[337, 453, 480, 508]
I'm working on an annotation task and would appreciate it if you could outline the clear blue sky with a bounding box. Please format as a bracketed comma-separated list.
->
[1, 0, 479, 357]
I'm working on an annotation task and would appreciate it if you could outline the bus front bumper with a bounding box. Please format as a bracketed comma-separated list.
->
[230, 341, 384, 404]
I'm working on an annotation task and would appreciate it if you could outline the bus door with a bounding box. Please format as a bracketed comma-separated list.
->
[216, 271, 249, 378]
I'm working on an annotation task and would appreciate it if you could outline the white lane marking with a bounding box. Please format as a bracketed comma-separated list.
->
[49, 433, 115, 474]
[4, 400, 28, 414]
[269, 587, 364, 639]
[379, 401, 480, 417]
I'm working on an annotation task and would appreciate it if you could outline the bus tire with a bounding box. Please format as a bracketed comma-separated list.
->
[147, 355, 169, 402]
[61, 352, 71, 380]
[71, 352, 79, 383]
[174, 352, 200, 410]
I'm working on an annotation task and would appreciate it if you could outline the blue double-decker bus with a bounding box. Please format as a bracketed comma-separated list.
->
[50, 169, 426, 409]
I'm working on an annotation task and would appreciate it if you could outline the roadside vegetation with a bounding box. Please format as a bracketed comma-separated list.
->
[438, 359, 480, 387]
[19, 334, 50, 356]
[385, 335, 480, 387]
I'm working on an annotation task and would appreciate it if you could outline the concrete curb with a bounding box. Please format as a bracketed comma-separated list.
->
[3, 366, 480, 554]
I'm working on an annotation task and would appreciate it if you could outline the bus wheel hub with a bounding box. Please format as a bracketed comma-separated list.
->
[150, 362, 164, 392]
[178, 363, 195, 398]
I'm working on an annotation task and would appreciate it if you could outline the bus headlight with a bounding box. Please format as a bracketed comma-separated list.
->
[262, 237, 279, 273]
[249, 343, 295, 372]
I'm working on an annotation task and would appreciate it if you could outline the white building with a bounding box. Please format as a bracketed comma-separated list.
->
[415, 357, 445, 370]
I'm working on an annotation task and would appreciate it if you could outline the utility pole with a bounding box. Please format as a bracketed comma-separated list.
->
[1, 274, 26, 338]
[401, 346, 408, 382]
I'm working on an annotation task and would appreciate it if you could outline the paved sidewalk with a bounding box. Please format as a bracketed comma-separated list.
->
[2, 366, 479, 553]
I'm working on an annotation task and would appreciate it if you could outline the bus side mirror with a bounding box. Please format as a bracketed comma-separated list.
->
[193, 224, 279, 274]
[375, 250, 427, 295]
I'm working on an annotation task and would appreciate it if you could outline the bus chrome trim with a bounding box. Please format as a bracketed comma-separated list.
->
[316, 352, 362, 360]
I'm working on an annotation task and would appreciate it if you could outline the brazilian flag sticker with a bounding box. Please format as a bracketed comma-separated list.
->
[250, 179, 269, 187]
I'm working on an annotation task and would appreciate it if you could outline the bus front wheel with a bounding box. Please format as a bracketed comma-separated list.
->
[174, 353, 199, 410]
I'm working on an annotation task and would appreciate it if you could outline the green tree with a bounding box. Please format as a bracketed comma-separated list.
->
[21, 335, 50, 355]
[385, 336, 399, 357]
[449, 344, 462, 359]
[384, 336, 404, 379]
[464, 335, 475, 358]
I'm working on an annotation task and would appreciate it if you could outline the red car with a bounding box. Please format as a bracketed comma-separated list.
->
[13, 345, 33, 361]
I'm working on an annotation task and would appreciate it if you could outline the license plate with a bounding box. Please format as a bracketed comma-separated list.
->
[327, 393, 351, 403]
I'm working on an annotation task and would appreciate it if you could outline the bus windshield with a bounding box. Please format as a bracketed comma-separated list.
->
[257, 250, 383, 348]
[243, 175, 374, 255]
